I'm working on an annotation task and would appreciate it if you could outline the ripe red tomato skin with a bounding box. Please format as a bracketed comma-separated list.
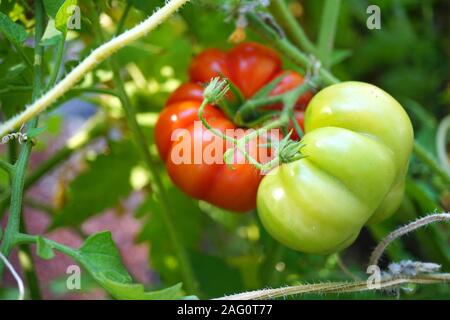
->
[156, 96, 271, 212]
[156, 42, 312, 212]
[188, 48, 231, 83]
[270, 71, 313, 110]
[166, 82, 204, 106]
[227, 42, 281, 98]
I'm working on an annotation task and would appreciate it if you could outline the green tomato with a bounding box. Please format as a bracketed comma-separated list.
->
[257, 82, 413, 254]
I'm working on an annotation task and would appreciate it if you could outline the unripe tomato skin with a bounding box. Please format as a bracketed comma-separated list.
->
[257, 82, 413, 253]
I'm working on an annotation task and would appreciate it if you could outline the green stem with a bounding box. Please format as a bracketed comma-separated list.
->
[0, 0, 45, 277]
[18, 221, 43, 300]
[14, 233, 79, 259]
[7, 129, 42, 300]
[413, 141, 450, 187]
[268, 0, 317, 54]
[0, 116, 106, 216]
[45, 37, 65, 91]
[247, 13, 339, 86]
[115, 1, 132, 37]
[317, 0, 341, 67]
[89, 2, 198, 294]
[0, 159, 14, 175]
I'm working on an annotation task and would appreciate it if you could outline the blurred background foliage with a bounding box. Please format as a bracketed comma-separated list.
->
[0, 0, 449, 299]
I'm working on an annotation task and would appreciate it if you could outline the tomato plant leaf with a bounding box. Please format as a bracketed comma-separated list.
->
[36, 236, 56, 260]
[27, 126, 47, 139]
[75, 231, 184, 299]
[43, 0, 66, 18]
[50, 141, 138, 228]
[0, 11, 27, 43]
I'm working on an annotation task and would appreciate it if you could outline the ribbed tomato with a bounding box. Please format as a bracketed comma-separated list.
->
[155, 42, 312, 212]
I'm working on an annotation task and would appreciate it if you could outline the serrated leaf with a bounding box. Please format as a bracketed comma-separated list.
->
[78, 231, 132, 284]
[0, 11, 27, 43]
[51, 141, 138, 228]
[40, 19, 63, 46]
[36, 236, 55, 260]
[76, 231, 184, 300]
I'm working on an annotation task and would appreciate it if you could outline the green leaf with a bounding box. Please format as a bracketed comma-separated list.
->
[43, 0, 66, 18]
[36, 236, 55, 260]
[51, 141, 138, 228]
[27, 126, 47, 139]
[40, 19, 63, 46]
[55, 0, 77, 33]
[0, 11, 27, 43]
[101, 280, 184, 300]
[78, 231, 132, 284]
[76, 231, 184, 300]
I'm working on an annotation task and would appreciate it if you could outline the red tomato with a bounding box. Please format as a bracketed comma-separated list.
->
[156, 42, 311, 212]
[226, 42, 281, 98]
[156, 89, 276, 212]
[188, 48, 231, 83]
[270, 71, 313, 110]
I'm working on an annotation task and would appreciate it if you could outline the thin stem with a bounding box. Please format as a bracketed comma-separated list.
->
[7, 127, 43, 300]
[0, 0, 45, 277]
[413, 141, 450, 186]
[317, 0, 341, 67]
[246, 13, 339, 86]
[45, 37, 65, 91]
[14, 233, 79, 260]
[0, 116, 106, 216]
[216, 273, 450, 300]
[268, 0, 316, 54]
[198, 100, 235, 144]
[0, 0, 191, 137]
[89, 2, 198, 295]
[369, 213, 450, 267]
[115, 1, 132, 37]
[0, 159, 14, 175]
[18, 222, 43, 300]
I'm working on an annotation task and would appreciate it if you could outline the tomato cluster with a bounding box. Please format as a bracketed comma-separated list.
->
[155, 42, 312, 212]
[155, 43, 413, 254]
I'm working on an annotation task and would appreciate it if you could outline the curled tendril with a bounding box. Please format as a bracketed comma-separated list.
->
[0, 132, 28, 145]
